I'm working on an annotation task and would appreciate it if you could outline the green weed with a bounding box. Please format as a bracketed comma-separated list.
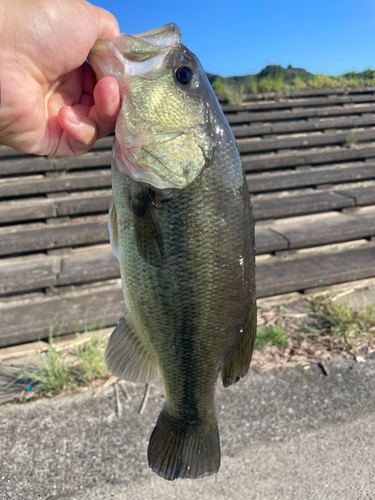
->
[254, 325, 289, 350]
[225, 85, 246, 104]
[307, 74, 339, 89]
[257, 75, 286, 93]
[308, 295, 375, 344]
[24, 335, 109, 396]
[74, 338, 108, 383]
[290, 76, 308, 90]
[346, 128, 359, 147]
[211, 79, 228, 96]
[24, 341, 76, 393]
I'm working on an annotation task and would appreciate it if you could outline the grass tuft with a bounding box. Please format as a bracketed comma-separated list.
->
[254, 325, 289, 350]
[257, 75, 285, 93]
[346, 128, 359, 147]
[24, 335, 109, 397]
[224, 85, 246, 104]
[24, 342, 76, 393]
[308, 295, 375, 344]
[74, 339, 108, 383]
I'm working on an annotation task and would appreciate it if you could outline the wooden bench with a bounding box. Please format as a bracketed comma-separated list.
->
[1, 87, 375, 346]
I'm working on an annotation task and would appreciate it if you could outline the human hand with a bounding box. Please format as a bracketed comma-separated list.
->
[0, 0, 120, 156]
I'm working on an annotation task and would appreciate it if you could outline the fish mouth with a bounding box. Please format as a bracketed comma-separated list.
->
[88, 24, 181, 83]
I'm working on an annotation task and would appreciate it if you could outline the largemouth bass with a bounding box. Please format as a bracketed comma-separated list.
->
[88, 23, 256, 481]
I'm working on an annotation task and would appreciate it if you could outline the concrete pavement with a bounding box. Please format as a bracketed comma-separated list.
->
[0, 355, 374, 499]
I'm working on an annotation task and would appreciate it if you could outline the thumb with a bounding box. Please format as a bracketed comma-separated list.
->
[88, 2, 120, 40]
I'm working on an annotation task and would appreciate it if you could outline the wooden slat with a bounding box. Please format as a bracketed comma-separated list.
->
[243, 145, 375, 171]
[0, 171, 111, 198]
[0, 151, 111, 176]
[270, 210, 375, 249]
[226, 104, 375, 124]
[279, 86, 375, 98]
[58, 249, 119, 286]
[0, 248, 119, 295]
[254, 227, 288, 254]
[0, 192, 111, 223]
[232, 115, 375, 138]
[247, 165, 375, 193]
[0, 255, 59, 295]
[0, 220, 109, 256]
[0, 285, 123, 347]
[256, 245, 375, 297]
[237, 129, 375, 154]
[228, 108, 315, 124]
[233, 124, 272, 138]
[252, 192, 355, 220]
[271, 115, 375, 135]
[53, 151, 111, 171]
[222, 94, 375, 113]
[56, 194, 111, 216]
[0, 158, 55, 176]
[218, 86, 375, 103]
[337, 187, 375, 206]
[0, 199, 56, 223]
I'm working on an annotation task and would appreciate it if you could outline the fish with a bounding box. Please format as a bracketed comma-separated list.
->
[88, 23, 256, 481]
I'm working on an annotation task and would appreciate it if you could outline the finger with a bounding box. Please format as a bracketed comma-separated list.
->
[82, 62, 97, 96]
[56, 77, 119, 156]
[88, 76, 120, 139]
[89, 4, 120, 39]
[58, 106, 97, 154]
[81, 93, 95, 108]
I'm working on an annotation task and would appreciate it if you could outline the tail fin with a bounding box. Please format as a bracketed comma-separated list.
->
[148, 407, 220, 481]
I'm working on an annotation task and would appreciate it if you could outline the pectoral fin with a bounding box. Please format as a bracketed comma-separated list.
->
[105, 314, 159, 382]
[108, 199, 120, 260]
[221, 301, 257, 387]
[131, 190, 165, 266]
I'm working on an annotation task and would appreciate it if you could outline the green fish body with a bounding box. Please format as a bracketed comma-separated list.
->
[89, 23, 256, 481]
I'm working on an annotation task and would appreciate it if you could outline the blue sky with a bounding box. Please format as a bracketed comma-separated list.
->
[93, 0, 375, 77]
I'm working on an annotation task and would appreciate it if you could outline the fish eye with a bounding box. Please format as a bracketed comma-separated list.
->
[175, 66, 194, 85]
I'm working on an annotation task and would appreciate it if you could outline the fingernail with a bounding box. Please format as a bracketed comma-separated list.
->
[67, 109, 80, 125]
[112, 86, 120, 106]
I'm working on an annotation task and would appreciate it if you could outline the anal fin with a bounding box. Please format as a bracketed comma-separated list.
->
[105, 314, 159, 383]
[221, 301, 257, 388]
